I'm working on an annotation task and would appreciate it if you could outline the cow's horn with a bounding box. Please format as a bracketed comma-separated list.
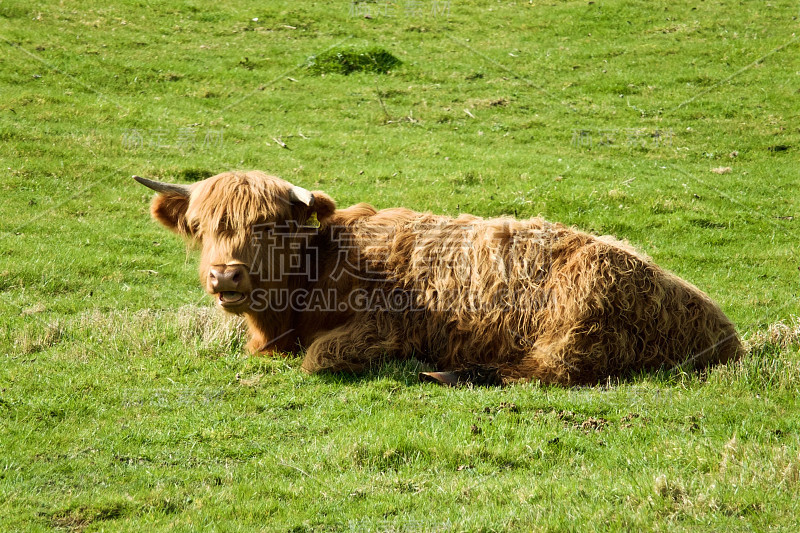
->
[289, 185, 315, 206]
[133, 175, 191, 197]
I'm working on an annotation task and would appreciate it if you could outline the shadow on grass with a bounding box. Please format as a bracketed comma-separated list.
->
[308, 356, 752, 392]
[311, 358, 437, 388]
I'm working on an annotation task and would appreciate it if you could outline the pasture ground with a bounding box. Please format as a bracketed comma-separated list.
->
[2, 1, 800, 531]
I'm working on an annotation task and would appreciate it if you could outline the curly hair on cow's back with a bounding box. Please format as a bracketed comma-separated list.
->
[138, 170, 744, 386]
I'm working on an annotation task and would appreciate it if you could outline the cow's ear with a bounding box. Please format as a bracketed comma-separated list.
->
[291, 190, 336, 226]
[309, 191, 336, 223]
[151, 193, 192, 236]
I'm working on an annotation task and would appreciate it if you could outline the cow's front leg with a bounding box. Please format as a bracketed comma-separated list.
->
[301, 316, 402, 374]
[245, 312, 296, 355]
[246, 329, 296, 355]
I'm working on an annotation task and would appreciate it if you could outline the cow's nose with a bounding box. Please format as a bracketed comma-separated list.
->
[209, 265, 246, 292]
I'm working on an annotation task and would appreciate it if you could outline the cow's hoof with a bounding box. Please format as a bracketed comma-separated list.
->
[418, 371, 464, 387]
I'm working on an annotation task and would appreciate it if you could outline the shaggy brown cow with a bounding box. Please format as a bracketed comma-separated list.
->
[135, 170, 742, 385]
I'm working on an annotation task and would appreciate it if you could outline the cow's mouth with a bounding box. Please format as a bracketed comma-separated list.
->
[218, 291, 248, 308]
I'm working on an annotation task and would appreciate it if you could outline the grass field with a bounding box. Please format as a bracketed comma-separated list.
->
[2, 0, 800, 530]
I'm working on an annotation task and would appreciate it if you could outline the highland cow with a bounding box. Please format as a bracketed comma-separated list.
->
[135, 171, 743, 385]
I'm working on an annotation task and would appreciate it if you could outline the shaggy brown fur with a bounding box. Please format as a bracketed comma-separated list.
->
[143, 170, 743, 385]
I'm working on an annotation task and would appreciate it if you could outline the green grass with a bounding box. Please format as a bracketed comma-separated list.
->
[1, 0, 800, 530]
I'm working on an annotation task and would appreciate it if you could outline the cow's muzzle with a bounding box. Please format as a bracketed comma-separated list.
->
[208, 264, 251, 310]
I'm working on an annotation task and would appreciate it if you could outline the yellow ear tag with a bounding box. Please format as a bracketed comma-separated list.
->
[305, 212, 320, 228]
